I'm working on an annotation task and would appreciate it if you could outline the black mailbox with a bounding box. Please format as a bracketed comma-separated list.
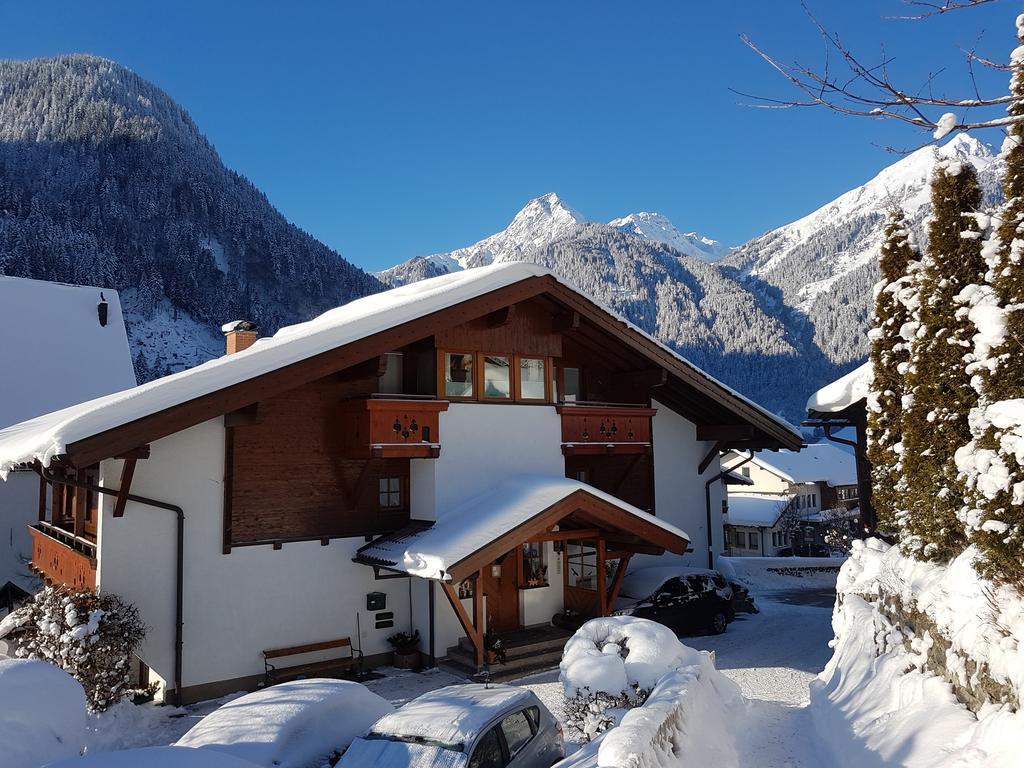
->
[366, 592, 386, 611]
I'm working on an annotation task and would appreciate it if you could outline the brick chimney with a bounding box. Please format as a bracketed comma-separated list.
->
[222, 320, 258, 355]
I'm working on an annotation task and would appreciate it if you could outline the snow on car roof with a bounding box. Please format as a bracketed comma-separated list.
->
[742, 443, 857, 487]
[618, 566, 721, 600]
[356, 474, 689, 580]
[0, 261, 799, 476]
[726, 493, 791, 528]
[806, 362, 871, 415]
[369, 684, 535, 748]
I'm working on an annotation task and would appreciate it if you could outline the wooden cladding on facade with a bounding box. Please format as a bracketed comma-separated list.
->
[29, 526, 97, 590]
[565, 453, 655, 514]
[225, 376, 412, 549]
[434, 300, 562, 359]
[336, 398, 449, 458]
[557, 405, 656, 454]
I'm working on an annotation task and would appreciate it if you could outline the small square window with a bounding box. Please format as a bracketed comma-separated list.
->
[519, 357, 547, 400]
[378, 477, 402, 508]
[482, 355, 511, 399]
[444, 352, 474, 398]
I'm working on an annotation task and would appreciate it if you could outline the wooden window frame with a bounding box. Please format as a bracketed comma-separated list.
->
[514, 354, 551, 403]
[479, 351, 514, 402]
[437, 350, 477, 400]
[378, 476, 405, 510]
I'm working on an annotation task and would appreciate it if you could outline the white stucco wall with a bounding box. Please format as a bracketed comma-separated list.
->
[0, 471, 40, 591]
[97, 418, 412, 695]
[648, 399, 727, 570]
[722, 452, 792, 495]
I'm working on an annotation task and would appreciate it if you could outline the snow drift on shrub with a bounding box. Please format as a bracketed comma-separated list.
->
[47, 745, 263, 767]
[811, 539, 1024, 767]
[176, 678, 394, 768]
[0, 658, 87, 768]
[559, 616, 702, 738]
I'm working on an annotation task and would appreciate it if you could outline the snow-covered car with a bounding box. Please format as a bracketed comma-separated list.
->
[613, 567, 734, 635]
[338, 683, 564, 768]
[175, 678, 394, 768]
[727, 579, 759, 614]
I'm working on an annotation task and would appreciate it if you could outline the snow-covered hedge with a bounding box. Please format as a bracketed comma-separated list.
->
[0, 658, 87, 768]
[597, 653, 741, 768]
[559, 616, 702, 739]
[12, 587, 148, 711]
[811, 539, 1024, 766]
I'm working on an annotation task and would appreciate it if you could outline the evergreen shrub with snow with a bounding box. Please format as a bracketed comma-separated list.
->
[956, 19, 1024, 588]
[13, 586, 148, 711]
[900, 158, 985, 561]
[558, 615, 700, 739]
[867, 210, 920, 532]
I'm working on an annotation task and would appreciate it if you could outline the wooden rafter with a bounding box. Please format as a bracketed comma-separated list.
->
[606, 553, 632, 609]
[112, 458, 138, 519]
[441, 579, 483, 668]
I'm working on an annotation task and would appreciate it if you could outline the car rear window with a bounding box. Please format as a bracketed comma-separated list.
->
[501, 710, 534, 758]
[524, 705, 541, 730]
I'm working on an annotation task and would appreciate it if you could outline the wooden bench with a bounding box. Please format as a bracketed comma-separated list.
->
[262, 637, 362, 686]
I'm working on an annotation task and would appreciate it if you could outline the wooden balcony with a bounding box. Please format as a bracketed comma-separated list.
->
[557, 403, 657, 455]
[337, 397, 450, 459]
[29, 523, 97, 590]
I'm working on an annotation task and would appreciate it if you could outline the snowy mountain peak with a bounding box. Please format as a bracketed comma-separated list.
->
[609, 211, 729, 261]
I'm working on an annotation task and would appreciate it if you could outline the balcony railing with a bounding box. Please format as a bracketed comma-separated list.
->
[557, 403, 657, 455]
[29, 523, 97, 590]
[337, 397, 450, 459]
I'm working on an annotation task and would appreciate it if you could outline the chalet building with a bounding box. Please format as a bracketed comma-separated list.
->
[0, 277, 135, 612]
[0, 263, 799, 704]
[722, 444, 857, 556]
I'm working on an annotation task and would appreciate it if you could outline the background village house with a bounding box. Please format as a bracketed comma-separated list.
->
[0, 276, 135, 615]
[0, 263, 800, 704]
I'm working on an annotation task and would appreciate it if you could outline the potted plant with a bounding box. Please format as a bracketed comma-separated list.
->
[386, 630, 421, 669]
[483, 631, 507, 666]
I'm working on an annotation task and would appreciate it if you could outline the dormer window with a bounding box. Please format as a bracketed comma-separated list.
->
[482, 355, 512, 399]
[518, 356, 547, 400]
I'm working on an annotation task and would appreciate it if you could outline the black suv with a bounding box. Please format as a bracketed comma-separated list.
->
[612, 568, 735, 635]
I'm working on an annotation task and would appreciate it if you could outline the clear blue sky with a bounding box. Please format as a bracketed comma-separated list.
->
[0, 1, 1017, 271]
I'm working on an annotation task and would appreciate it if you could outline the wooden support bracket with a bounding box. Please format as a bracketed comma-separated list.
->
[112, 458, 138, 518]
[698, 441, 725, 474]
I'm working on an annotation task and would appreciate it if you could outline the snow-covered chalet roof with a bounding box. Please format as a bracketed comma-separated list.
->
[0, 262, 799, 476]
[806, 362, 871, 415]
[743, 443, 857, 488]
[356, 475, 689, 581]
[725, 493, 790, 528]
[0, 276, 135, 430]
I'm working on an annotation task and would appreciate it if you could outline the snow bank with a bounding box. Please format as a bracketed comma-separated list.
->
[806, 362, 871, 414]
[718, 556, 842, 591]
[810, 539, 1024, 767]
[596, 653, 742, 768]
[176, 678, 394, 768]
[47, 745, 264, 767]
[0, 658, 87, 768]
[560, 616, 702, 699]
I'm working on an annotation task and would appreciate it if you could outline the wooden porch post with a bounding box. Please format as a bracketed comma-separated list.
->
[38, 472, 47, 522]
[71, 480, 86, 537]
[597, 538, 607, 616]
[607, 553, 632, 610]
[440, 579, 484, 670]
[472, 571, 484, 668]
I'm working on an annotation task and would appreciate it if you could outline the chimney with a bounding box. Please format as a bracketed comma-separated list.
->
[222, 320, 258, 355]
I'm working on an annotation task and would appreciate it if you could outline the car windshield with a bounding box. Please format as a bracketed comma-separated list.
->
[364, 731, 465, 753]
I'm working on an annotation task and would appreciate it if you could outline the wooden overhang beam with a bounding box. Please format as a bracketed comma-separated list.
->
[606, 553, 632, 612]
[698, 442, 726, 474]
[612, 368, 668, 390]
[63, 278, 552, 468]
[112, 458, 137, 518]
[336, 354, 389, 383]
[696, 424, 754, 443]
[440, 577, 484, 668]
[487, 304, 516, 328]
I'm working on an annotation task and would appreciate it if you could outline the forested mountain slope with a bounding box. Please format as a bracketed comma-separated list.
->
[0, 55, 383, 378]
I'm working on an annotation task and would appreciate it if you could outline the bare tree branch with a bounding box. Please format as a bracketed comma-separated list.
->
[886, 0, 1000, 20]
[736, 1, 1021, 141]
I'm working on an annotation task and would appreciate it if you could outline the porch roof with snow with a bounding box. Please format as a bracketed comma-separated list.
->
[355, 475, 690, 582]
[726, 493, 790, 529]
[740, 443, 857, 488]
[0, 263, 801, 475]
[806, 362, 871, 418]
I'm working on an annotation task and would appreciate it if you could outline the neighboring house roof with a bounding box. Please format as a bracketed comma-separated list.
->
[356, 474, 689, 581]
[0, 276, 136, 429]
[725, 493, 790, 528]
[729, 443, 857, 488]
[724, 468, 754, 486]
[806, 362, 871, 416]
[0, 263, 801, 475]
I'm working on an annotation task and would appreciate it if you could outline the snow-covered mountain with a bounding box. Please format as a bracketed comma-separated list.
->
[377, 134, 1002, 421]
[608, 212, 730, 261]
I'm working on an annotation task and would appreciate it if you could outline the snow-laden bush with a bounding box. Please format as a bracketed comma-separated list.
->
[559, 616, 701, 739]
[13, 586, 148, 711]
[0, 658, 87, 768]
